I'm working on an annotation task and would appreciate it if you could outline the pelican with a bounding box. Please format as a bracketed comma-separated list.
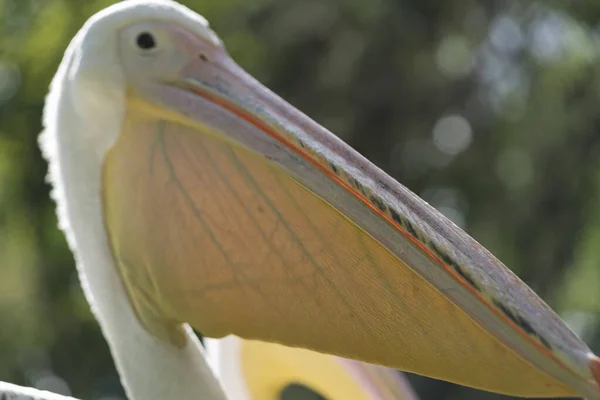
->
[9, 0, 598, 398]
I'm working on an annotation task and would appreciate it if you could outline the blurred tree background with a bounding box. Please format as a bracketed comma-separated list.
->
[0, 0, 599, 399]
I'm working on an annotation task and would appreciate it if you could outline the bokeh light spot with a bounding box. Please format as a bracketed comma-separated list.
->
[435, 35, 474, 78]
[432, 115, 473, 156]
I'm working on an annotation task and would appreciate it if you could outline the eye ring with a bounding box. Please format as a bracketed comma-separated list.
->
[136, 32, 157, 50]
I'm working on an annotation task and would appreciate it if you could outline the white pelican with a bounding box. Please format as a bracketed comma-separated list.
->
[7, 0, 598, 398]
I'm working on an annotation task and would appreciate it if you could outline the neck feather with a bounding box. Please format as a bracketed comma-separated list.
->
[40, 61, 227, 400]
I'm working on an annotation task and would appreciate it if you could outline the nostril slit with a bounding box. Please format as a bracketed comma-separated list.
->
[199, 53, 208, 61]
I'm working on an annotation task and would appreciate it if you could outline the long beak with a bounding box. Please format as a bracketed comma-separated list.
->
[103, 34, 600, 399]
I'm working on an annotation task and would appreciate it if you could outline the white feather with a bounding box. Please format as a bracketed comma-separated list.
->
[206, 337, 253, 400]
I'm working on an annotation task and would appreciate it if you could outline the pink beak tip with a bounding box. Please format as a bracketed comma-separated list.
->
[589, 353, 600, 390]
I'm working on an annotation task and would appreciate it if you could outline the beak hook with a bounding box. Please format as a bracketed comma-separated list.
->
[589, 354, 600, 390]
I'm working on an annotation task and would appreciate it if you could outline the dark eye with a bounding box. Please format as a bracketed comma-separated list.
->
[136, 32, 156, 50]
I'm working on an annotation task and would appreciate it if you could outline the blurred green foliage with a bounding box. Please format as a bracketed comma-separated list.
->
[0, 0, 599, 399]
